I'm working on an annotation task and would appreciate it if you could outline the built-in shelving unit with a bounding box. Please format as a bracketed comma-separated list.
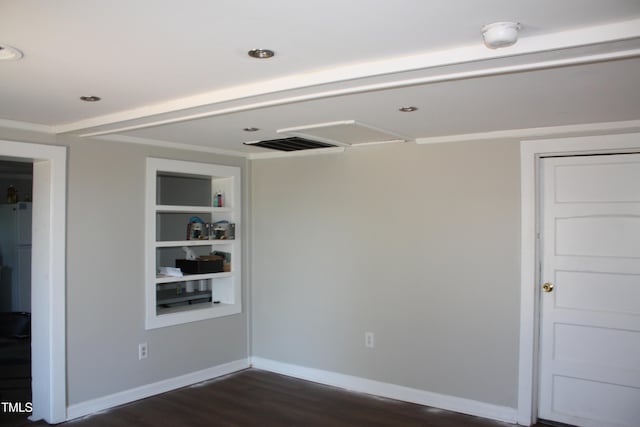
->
[145, 158, 241, 329]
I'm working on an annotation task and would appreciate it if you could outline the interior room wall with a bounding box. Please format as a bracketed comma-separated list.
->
[250, 140, 521, 408]
[0, 127, 249, 405]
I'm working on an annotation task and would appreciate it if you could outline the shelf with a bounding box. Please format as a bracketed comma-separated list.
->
[155, 239, 235, 247]
[146, 158, 241, 330]
[155, 272, 232, 284]
[155, 205, 231, 213]
[157, 289, 212, 306]
[156, 301, 233, 316]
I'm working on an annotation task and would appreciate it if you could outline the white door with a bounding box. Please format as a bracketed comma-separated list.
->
[538, 153, 640, 427]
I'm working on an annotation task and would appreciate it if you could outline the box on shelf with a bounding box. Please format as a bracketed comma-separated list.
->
[211, 250, 231, 272]
[176, 256, 224, 274]
[209, 221, 235, 240]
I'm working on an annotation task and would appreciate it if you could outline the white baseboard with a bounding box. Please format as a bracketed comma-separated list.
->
[66, 358, 249, 421]
[251, 357, 518, 424]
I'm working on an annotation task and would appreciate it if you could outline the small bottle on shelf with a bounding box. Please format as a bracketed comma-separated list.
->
[7, 185, 18, 204]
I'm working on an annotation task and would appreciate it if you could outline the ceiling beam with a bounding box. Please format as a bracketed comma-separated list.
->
[53, 18, 640, 137]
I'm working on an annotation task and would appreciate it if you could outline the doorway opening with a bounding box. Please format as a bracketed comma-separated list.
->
[0, 160, 33, 426]
[0, 140, 66, 424]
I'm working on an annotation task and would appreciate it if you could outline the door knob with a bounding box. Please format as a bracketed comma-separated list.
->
[542, 282, 554, 293]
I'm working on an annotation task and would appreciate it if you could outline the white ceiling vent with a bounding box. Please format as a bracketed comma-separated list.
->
[277, 121, 407, 147]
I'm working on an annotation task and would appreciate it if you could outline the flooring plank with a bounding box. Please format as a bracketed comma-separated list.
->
[3, 369, 557, 426]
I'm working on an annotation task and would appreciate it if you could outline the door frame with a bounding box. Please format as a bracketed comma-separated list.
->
[0, 140, 67, 423]
[517, 132, 640, 426]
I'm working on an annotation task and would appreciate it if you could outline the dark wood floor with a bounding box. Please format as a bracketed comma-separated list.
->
[5, 369, 557, 427]
[0, 313, 32, 427]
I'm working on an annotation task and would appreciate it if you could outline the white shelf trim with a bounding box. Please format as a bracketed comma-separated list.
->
[156, 301, 234, 316]
[155, 239, 236, 247]
[155, 205, 231, 213]
[155, 272, 232, 284]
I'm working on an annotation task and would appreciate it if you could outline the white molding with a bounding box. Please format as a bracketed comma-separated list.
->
[71, 47, 640, 140]
[66, 358, 249, 421]
[81, 120, 640, 160]
[93, 135, 248, 158]
[247, 146, 345, 160]
[0, 119, 54, 134]
[349, 140, 405, 148]
[251, 357, 518, 424]
[0, 140, 67, 424]
[90, 120, 640, 159]
[518, 132, 640, 426]
[52, 18, 640, 136]
[94, 135, 348, 159]
[416, 120, 640, 145]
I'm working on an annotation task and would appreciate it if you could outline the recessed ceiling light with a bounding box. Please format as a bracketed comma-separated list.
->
[248, 48, 275, 59]
[0, 44, 24, 61]
[398, 106, 418, 112]
[80, 96, 101, 102]
[243, 127, 260, 132]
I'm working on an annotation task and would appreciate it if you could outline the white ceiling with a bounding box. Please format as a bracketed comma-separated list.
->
[1, 0, 640, 157]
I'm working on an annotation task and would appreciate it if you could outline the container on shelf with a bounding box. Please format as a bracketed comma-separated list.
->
[175, 257, 224, 274]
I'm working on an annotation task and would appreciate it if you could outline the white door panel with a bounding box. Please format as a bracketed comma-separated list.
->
[554, 324, 640, 370]
[554, 161, 640, 202]
[552, 376, 640, 427]
[555, 216, 640, 258]
[555, 271, 640, 315]
[539, 153, 640, 427]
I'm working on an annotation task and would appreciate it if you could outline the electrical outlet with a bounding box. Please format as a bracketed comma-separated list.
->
[365, 332, 374, 348]
[138, 342, 148, 360]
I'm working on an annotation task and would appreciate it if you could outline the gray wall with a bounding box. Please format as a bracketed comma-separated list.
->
[0, 128, 249, 405]
[250, 141, 521, 408]
[0, 125, 521, 409]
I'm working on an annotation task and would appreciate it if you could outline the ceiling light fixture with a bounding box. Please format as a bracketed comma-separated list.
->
[482, 22, 521, 49]
[0, 44, 24, 61]
[398, 106, 418, 112]
[80, 96, 101, 102]
[248, 48, 275, 59]
[243, 127, 260, 132]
